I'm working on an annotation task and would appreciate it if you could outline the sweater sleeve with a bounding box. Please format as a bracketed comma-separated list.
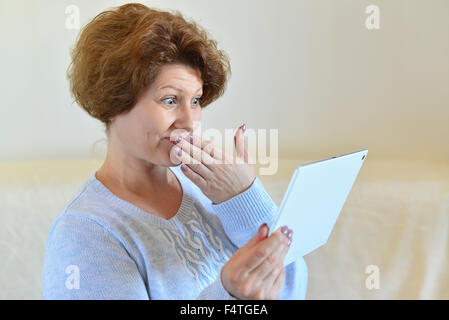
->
[195, 267, 238, 300]
[42, 214, 149, 300]
[209, 177, 309, 300]
[278, 257, 309, 300]
[196, 260, 308, 300]
[211, 177, 279, 248]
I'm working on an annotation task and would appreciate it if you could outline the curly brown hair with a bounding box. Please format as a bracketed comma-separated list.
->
[67, 3, 231, 134]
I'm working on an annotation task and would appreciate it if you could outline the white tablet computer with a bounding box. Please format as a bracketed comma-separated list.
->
[268, 149, 368, 266]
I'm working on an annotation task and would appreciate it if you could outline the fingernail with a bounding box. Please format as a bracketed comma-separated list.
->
[175, 147, 182, 156]
[175, 136, 182, 144]
[281, 226, 289, 236]
[287, 229, 293, 239]
[259, 223, 268, 234]
[242, 123, 246, 133]
[189, 135, 193, 143]
[288, 238, 292, 247]
[181, 164, 188, 172]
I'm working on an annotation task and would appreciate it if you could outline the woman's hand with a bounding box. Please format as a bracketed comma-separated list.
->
[169, 124, 256, 204]
[220, 224, 293, 300]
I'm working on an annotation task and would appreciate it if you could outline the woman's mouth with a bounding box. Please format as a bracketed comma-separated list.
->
[163, 136, 183, 144]
[163, 137, 179, 145]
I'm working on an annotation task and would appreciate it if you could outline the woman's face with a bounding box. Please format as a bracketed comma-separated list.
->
[109, 63, 203, 167]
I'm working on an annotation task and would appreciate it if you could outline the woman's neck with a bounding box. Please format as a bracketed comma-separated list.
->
[96, 151, 175, 198]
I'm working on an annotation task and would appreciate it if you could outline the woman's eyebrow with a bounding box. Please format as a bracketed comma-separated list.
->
[159, 85, 203, 93]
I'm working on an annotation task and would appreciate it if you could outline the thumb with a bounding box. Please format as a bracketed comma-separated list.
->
[245, 223, 269, 248]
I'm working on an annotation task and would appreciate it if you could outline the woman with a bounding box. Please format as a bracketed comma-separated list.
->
[42, 3, 308, 300]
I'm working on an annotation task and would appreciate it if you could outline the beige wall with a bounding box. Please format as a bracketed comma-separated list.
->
[0, 0, 447, 162]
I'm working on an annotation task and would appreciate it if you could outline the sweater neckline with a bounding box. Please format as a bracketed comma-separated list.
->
[87, 164, 195, 230]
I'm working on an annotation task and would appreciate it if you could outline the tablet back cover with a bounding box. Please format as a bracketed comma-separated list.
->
[270, 150, 368, 266]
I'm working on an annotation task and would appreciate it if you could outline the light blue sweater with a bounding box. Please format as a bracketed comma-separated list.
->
[42, 164, 308, 299]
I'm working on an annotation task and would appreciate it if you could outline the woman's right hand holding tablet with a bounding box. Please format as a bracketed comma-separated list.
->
[220, 224, 293, 300]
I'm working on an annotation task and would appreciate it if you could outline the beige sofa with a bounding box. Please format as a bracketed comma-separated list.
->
[1, 158, 448, 299]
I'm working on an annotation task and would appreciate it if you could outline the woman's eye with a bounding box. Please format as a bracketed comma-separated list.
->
[162, 97, 176, 106]
[162, 96, 201, 107]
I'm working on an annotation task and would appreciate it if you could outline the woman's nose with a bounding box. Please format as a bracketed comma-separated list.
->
[175, 104, 197, 133]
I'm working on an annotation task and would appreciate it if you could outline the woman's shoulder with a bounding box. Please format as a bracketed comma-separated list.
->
[47, 173, 128, 243]
[57, 175, 107, 217]
[44, 205, 135, 267]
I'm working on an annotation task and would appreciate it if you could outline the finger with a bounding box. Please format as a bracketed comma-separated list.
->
[234, 125, 245, 160]
[267, 265, 286, 300]
[189, 134, 224, 161]
[243, 228, 287, 274]
[171, 145, 213, 180]
[179, 163, 208, 190]
[250, 230, 289, 280]
[280, 229, 293, 262]
[262, 237, 289, 281]
[245, 223, 269, 249]
[177, 137, 217, 168]
[243, 141, 249, 164]
[256, 262, 283, 299]
[237, 124, 249, 163]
